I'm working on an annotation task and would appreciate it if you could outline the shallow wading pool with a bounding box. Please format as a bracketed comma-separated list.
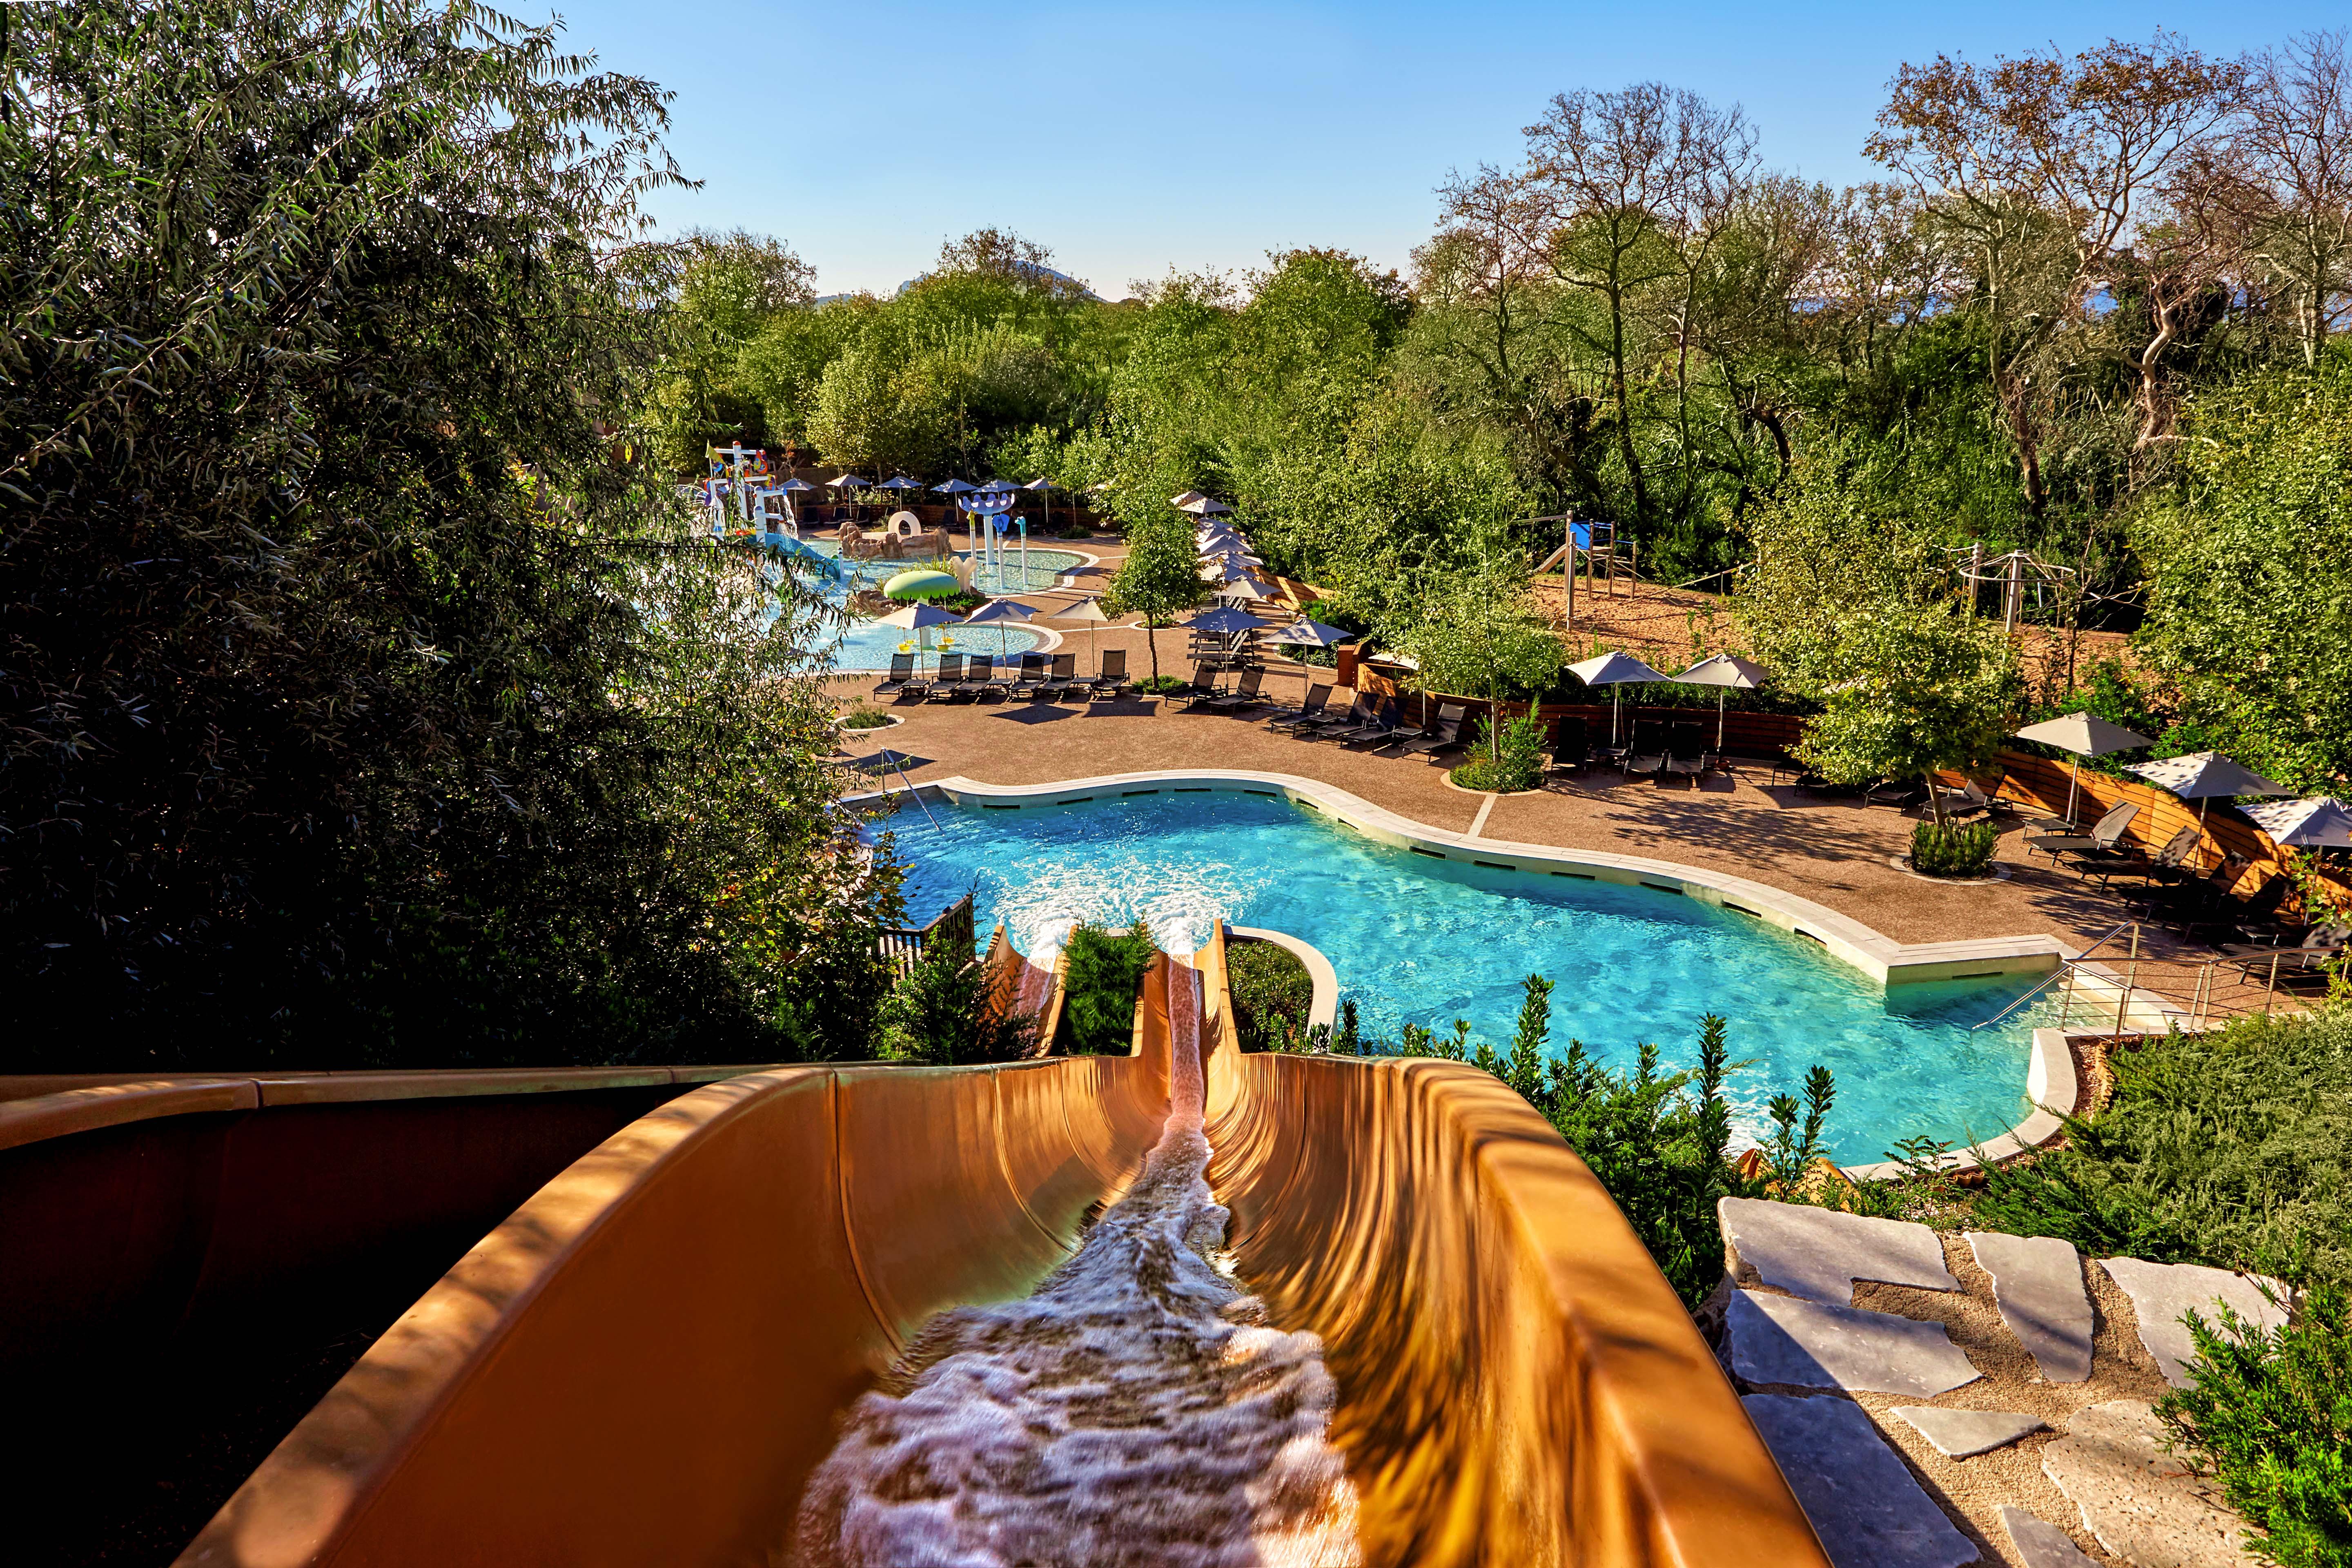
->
[777, 538, 1082, 672]
[879, 791, 2051, 1163]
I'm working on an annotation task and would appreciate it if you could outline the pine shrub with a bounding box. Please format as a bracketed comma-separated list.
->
[1911, 820, 1998, 877]
[1055, 920, 1158, 1055]
[1227, 940, 1314, 1052]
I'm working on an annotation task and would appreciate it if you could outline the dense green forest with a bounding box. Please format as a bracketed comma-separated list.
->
[666, 31, 2352, 789]
[5, 2, 2348, 1069]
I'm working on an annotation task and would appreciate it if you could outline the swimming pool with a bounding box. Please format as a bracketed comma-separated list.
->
[878, 790, 2051, 1163]
[774, 538, 1063, 672]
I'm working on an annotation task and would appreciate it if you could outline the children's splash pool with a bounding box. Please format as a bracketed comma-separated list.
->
[878, 789, 2052, 1162]
[776, 538, 1079, 671]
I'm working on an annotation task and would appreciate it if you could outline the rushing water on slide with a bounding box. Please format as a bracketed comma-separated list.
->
[793, 957, 1361, 1568]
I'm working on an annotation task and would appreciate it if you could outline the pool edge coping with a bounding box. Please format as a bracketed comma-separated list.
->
[849, 767, 2071, 986]
[849, 767, 2099, 1179]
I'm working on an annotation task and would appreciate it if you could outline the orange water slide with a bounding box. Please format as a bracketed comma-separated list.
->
[175, 931, 1827, 1568]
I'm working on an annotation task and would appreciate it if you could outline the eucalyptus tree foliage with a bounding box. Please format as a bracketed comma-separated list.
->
[0, 0, 892, 1069]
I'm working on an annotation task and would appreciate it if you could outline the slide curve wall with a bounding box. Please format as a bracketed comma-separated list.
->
[156, 934, 1824, 1568]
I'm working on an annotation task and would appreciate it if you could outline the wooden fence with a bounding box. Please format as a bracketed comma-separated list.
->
[1978, 751, 2348, 913]
[877, 893, 976, 977]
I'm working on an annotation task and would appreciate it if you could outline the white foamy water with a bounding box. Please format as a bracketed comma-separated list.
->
[793, 955, 1362, 1568]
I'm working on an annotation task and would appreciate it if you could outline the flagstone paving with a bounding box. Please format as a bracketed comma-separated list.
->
[1716, 1203, 2267, 1568]
[2097, 1259, 2288, 1389]
[1969, 1233, 2096, 1383]
[2002, 1506, 2102, 1568]
[1727, 1290, 1982, 1397]
[2042, 1400, 2248, 1568]
[1722, 1196, 1962, 1306]
[1742, 1394, 1981, 1568]
[1893, 1407, 2049, 1459]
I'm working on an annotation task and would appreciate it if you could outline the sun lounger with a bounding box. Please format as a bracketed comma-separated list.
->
[2218, 924, 2350, 980]
[1266, 685, 1334, 733]
[1546, 717, 1589, 776]
[953, 655, 1000, 701]
[2026, 801, 2138, 863]
[923, 653, 967, 701]
[1931, 779, 2013, 820]
[1341, 704, 1409, 748]
[1294, 691, 1374, 739]
[1396, 707, 1468, 757]
[1007, 652, 1050, 700]
[1197, 667, 1268, 714]
[1038, 653, 1081, 699]
[2062, 825, 2198, 889]
[1664, 725, 1708, 785]
[1321, 697, 1398, 745]
[1088, 648, 1129, 700]
[871, 650, 918, 698]
[1625, 722, 1666, 778]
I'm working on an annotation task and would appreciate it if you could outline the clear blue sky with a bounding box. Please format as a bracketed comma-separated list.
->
[550, 1, 2346, 298]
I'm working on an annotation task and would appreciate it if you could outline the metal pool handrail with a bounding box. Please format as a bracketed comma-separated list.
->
[1971, 920, 2134, 1032]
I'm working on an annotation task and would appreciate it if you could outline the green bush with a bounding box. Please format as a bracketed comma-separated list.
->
[880, 938, 1037, 1067]
[1449, 711, 1547, 793]
[2160, 1283, 2352, 1568]
[1055, 920, 1157, 1055]
[1911, 819, 1998, 877]
[1972, 1007, 2352, 1290]
[1228, 939, 1314, 1052]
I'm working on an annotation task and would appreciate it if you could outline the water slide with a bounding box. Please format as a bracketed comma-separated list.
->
[165, 927, 1829, 1568]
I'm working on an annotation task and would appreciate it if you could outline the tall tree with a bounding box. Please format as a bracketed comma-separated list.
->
[0, 0, 891, 1067]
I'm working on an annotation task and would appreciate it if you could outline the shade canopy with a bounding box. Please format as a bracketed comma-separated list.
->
[962, 598, 1038, 626]
[1674, 653, 1768, 690]
[1172, 491, 1234, 515]
[933, 479, 978, 494]
[1169, 489, 1207, 510]
[778, 477, 814, 493]
[2243, 797, 2352, 849]
[1023, 477, 1053, 491]
[977, 478, 1019, 493]
[1568, 650, 1672, 687]
[1183, 605, 1267, 634]
[1219, 577, 1274, 601]
[878, 601, 960, 630]
[828, 474, 870, 489]
[1268, 618, 1352, 648]
[2013, 711, 2152, 757]
[882, 569, 960, 601]
[2129, 752, 2292, 801]
[877, 475, 921, 491]
[1055, 597, 1111, 623]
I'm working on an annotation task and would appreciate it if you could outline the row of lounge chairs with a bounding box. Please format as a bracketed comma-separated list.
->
[1176, 668, 1474, 755]
[872, 649, 1130, 704]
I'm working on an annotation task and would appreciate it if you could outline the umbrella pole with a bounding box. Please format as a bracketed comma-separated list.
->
[1718, 688, 1727, 752]
[2065, 759, 2081, 828]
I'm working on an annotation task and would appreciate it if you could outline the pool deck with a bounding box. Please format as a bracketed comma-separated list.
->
[822, 533, 2302, 1021]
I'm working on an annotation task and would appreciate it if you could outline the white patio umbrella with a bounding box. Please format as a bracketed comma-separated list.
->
[1056, 595, 1111, 660]
[879, 599, 962, 674]
[1567, 649, 1671, 746]
[829, 472, 871, 525]
[1672, 653, 1769, 750]
[2128, 752, 2292, 826]
[1176, 495, 1235, 516]
[2243, 796, 2352, 849]
[1024, 476, 1053, 533]
[1219, 576, 1275, 604]
[2013, 711, 2154, 829]
[962, 596, 1037, 658]
[1267, 617, 1352, 702]
[1183, 604, 1266, 634]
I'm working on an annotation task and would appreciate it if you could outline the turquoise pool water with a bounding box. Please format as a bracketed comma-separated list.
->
[773, 538, 1062, 672]
[878, 791, 2049, 1163]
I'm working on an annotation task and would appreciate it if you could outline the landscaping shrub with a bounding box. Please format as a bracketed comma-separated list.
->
[1228, 940, 1313, 1052]
[2160, 1283, 2352, 1568]
[1911, 819, 1998, 877]
[1971, 1007, 2352, 1290]
[1449, 712, 1547, 793]
[880, 938, 1037, 1066]
[1055, 920, 1158, 1055]
[837, 703, 895, 730]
